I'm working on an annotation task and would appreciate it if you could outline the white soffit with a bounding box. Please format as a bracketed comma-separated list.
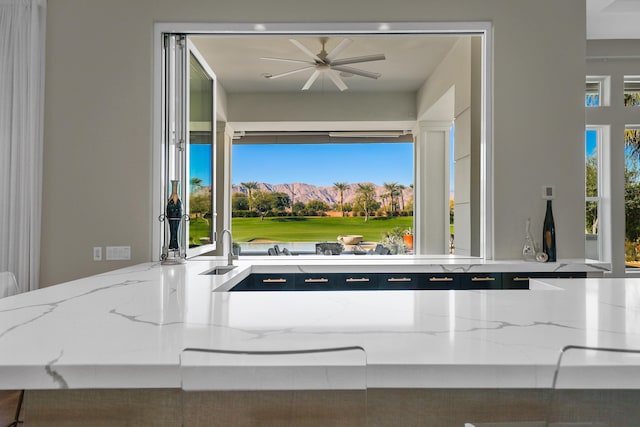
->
[587, 0, 640, 39]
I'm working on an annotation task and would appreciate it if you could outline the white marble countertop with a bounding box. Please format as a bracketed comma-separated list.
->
[3, 258, 635, 391]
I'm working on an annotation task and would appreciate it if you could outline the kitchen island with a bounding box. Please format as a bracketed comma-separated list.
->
[4, 258, 639, 425]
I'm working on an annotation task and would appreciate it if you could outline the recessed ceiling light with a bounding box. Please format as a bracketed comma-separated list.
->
[378, 23, 390, 31]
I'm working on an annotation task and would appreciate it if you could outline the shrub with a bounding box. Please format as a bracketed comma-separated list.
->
[232, 210, 259, 218]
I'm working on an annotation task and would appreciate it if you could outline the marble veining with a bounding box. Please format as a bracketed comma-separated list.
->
[2, 258, 632, 391]
[45, 350, 68, 389]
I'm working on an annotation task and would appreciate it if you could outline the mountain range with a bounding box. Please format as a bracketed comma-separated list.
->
[231, 182, 413, 206]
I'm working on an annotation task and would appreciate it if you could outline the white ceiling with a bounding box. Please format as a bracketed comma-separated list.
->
[587, 0, 640, 39]
[190, 35, 464, 94]
[189, 3, 640, 97]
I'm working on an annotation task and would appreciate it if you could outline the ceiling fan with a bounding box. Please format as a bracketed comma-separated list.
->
[261, 37, 385, 91]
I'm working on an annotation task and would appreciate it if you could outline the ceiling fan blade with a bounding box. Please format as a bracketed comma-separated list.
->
[302, 69, 321, 90]
[327, 71, 348, 91]
[331, 65, 382, 79]
[330, 53, 386, 66]
[261, 57, 315, 65]
[266, 66, 314, 80]
[289, 39, 322, 62]
[325, 38, 352, 63]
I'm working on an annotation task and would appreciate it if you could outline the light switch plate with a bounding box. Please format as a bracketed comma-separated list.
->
[106, 246, 131, 261]
[93, 247, 102, 261]
[542, 185, 555, 200]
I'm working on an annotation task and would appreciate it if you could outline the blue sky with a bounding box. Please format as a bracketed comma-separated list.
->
[230, 143, 414, 187]
[586, 129, 597, 158]
[190, 144, 213, 185]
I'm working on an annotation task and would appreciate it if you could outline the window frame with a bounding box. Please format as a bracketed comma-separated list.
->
[585, 126, 606, 261]
[586, 75, 610, 107]
[152, 22, 494, 261]
[624, 76, 640, 107]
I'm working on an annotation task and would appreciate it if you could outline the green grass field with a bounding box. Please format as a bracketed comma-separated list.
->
[230, 216, 414, 242]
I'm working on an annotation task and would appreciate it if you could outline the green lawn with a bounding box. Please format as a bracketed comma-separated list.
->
[231, 216, 414, 242]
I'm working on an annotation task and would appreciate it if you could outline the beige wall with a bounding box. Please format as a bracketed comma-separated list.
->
[228, 92, 417, 123]
[41, 0, 586, 286]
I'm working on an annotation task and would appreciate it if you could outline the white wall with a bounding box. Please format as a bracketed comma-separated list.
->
[415, 37, 479, 256]
[41, 0, 586, 286]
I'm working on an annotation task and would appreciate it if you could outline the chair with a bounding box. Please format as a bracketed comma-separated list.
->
[545, 345, 640, 426]
[465, 345, 640, 427]
[180, 346, 367, 426]
[0, 272, 19, 298]
[1, 272, 23, 427]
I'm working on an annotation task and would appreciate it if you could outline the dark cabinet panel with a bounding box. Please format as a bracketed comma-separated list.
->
[231, 273, 295, 291]
[459, 273, 502, 290]
[332, 273, 379, 290]
[501, 273, 530, 289]
[229, 276, 252, 291]
[377, 273, 422, 290]
[295, 274, 335, 291]
[418, 273, 460, 290]
[502, 271, 587, 289]
[230, 271, 589, 292]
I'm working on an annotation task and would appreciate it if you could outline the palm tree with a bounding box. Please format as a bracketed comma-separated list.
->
[355, 183, 376, 222]
[333, 182, 349, 217]
[190, 177, 203, 192]
[240, 181, 259, 211]
[383, 182, 400, 214]
[397, 184, 406, 211]
[380, 193, 388, 212]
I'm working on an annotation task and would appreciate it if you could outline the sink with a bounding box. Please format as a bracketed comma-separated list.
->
[204, 266, 237, 275]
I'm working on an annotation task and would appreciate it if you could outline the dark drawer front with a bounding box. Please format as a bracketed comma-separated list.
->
[501, 273, 531, 289]
[459, 273, 502, 289]
[295, 274, 335, 291]
[378, 273, 422, 290]
[418, 273, 459, 290]
[332, 273, 379, 290]
[503, 271, 588, 289]
[229, 277, 253, 292]
[248, 274, 296, 291]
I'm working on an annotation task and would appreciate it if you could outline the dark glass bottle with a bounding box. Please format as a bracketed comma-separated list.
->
[542, 200, 556, 262]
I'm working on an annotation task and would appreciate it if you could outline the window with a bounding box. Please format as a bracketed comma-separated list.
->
[231, 141, 415, 255]
[158, 36, 217, 263]
[586, 76, 609, 107]
[627, 125, 640, 268]
[154, 22, 492, 261]
[187, 52, 216, 251]
[585, 128, 601, 260]
[624, 76, 640, 107]
[585, 81, 601, 107]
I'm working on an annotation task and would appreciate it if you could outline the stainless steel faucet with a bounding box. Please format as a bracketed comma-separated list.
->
[221, 229, 237, 266]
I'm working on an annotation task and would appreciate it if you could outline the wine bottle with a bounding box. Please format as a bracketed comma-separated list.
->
[542, 200, 556, 262]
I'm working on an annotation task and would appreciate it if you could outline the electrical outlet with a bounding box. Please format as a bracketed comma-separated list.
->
[106, 246, 131, 261]
[93, 247, 102, 261]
